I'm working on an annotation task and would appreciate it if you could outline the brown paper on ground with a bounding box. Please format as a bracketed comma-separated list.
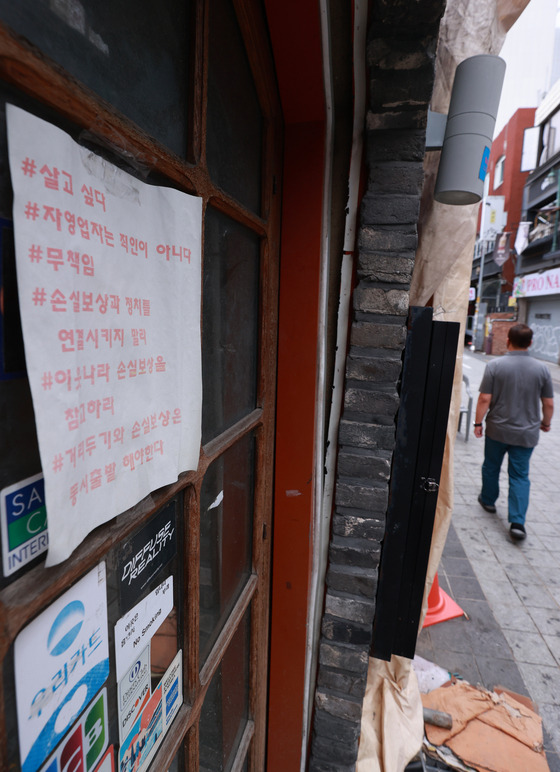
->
[422, 681, 495, 745]
[447, 717, 550, 772]
[422, 682, 545, 754]
[477, 691, 544, 752]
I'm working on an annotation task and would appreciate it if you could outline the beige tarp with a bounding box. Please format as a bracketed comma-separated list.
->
[357, 0, 530, 769]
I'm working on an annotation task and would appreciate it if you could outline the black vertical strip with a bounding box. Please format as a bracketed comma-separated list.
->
[370, 307, 433, 661]
[394, 320, 459, 657]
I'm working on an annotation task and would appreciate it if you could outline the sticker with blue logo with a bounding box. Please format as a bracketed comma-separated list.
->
[1, 473, 48, 577]
[15, 562, 110, 772]
[162, 650, 182, 727]
[479, 146, 491, 182]
[118, 650, 182, 772]
[118, 645, 151, 742]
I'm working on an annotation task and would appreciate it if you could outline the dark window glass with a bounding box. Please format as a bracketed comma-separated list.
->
[199, 436, 254, 662]
[0, 0, 190, 157]
[166, 749, 183, 771]
[207, 0, 262, 213]
[202, 208, 259, 443]
[199, 611, 250, 771]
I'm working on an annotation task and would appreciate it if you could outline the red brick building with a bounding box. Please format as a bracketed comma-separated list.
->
[470, 108, 536, 349]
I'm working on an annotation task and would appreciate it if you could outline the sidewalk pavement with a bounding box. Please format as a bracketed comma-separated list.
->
[417, 351, 560, 771]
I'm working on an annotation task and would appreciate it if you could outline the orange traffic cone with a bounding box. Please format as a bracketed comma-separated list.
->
[423, 572, 465, 628]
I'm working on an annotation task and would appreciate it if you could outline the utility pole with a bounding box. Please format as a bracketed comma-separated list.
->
[473, 244, 485, 350]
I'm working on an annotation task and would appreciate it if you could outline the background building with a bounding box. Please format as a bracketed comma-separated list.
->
[515, 80, 560, 363]
[469, 107, 536, 351]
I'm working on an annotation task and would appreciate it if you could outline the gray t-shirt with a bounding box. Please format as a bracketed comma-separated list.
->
[479, 351, 554, 447]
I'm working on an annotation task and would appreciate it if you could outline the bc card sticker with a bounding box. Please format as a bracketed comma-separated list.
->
[38, 687, 108, 772]
[1, 472, 48, 577]
[117, 502, 177, 609]
[15, 562, 110, 772]
[119, 651, 182, 772]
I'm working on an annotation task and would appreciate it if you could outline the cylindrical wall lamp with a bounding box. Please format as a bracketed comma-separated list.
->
[434, 55, 506, 205]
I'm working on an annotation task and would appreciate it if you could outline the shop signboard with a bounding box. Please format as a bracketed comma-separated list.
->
[513, 266, 560, 298]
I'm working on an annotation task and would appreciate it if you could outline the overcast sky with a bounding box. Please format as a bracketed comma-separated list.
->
[494, 0, 559, 136]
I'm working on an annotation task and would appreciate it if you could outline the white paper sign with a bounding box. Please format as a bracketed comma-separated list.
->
[15, 562, 109, 772]
[114, 575, 174, 681]
[6, 105, 202, 565]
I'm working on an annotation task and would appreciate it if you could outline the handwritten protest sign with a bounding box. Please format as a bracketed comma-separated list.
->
[7, 105, 202, 565]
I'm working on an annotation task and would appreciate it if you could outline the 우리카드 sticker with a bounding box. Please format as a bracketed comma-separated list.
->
[15, 562, 109, 772]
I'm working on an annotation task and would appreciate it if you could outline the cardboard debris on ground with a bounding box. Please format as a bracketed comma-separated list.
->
[421, 680, 550, 772]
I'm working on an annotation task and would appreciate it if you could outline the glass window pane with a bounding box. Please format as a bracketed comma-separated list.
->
[0, 0, 190, 157]
[199, 611, 250, 772]
[207, 0, 263, 213]
[202, 208, 260, 443]
[199, 435, 254, 662]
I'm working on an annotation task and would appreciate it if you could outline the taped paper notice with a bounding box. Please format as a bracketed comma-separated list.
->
[6, 105, 202, 565]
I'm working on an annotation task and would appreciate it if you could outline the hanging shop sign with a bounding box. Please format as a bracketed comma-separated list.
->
[15, 562, 110, 772]
[7, 105, 203, 566]
[513, 266, 560, 298]
[514, 222, 531, 255]
[492, 231, 511, 267]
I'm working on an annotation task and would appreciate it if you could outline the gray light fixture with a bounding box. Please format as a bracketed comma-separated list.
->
[431, 55, 506, 206]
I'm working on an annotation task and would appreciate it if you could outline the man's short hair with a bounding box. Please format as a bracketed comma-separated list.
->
[508, 323, 533, 348]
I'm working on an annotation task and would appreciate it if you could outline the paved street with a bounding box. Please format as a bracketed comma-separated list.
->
[417, 349, 560, 770]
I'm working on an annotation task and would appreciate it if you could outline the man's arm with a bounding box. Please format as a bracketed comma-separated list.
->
[473, 392, 492, 438]
[541, 397, 554, 432]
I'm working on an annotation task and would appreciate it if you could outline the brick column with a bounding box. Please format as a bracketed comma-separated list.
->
[309, 13, 445, 771]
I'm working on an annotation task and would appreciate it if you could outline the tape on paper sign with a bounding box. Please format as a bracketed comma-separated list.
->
[15, 562, 109, 772]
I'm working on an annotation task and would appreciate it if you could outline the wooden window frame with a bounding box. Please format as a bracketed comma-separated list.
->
[0, 0, 282, 768]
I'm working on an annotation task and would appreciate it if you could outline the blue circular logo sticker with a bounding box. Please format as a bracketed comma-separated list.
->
[47, 600, 85, 656]
[129, 660, 141, 681]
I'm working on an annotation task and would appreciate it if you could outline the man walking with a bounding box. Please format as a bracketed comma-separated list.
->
[473, 323, 554, 541]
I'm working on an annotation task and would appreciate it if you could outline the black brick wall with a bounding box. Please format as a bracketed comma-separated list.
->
[308, 1, 445, 768]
